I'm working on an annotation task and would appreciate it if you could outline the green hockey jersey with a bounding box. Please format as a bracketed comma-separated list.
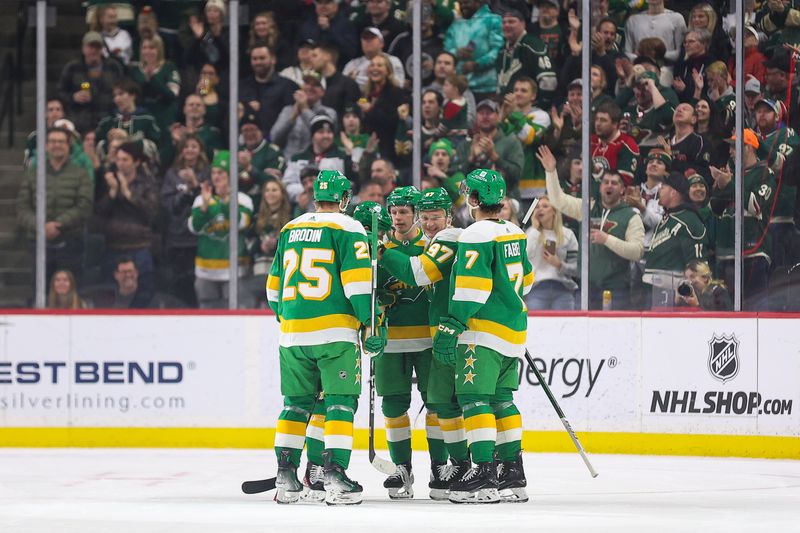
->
[643, 206, 708, 282]
[382, 228, 431, 353]
[266, 212, 372, 347]
[189, 192, 253, 280]
[757, 126, 799, 222]
[449, 220, 533, 358]
[501, 108, 550, 199]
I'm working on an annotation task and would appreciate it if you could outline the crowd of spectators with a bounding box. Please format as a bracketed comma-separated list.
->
[15, 0, 800, 311]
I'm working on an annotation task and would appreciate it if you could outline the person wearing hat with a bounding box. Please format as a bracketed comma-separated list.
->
[342, 27, 405, 92]
[271, 72, 337, 161]
[17, 127, 94, 285]
[311, 43, 361, 114]
[283, 114, 349, 203]
[186, 0, 228, 74]
[530, 0, 565, 65]
[627, 147, 670, 243]
[354, 0, 408, 56]
[741, 24, 767, 88]
[425, 138, 467, 208]
[764, 51, 800, 131]
[299, 0, 359, 65]
[238, 108, 286, 212]
[278, 38, 321, 88]
[337, 104, 369, 170]
[57, 31, 125, 134]
[96, 139, 159, 305]
[497, 4, 555, 108]
[622, 68, 673, 166]
[744, 75, 762, 129]
[710, 129, 776, 310]
[189, 150, 254, 309]
[455, 98, 524, 196]
[685, 170, 712, 223]
[641, 170, 708, 309]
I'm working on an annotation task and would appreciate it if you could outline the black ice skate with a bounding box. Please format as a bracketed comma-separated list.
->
[448, 461, 500, 504]
[429, 458, 471, 501]
[384, 462, 414, 499]
[301, 461, 326, 503]
[497, 451, 529, 503]
[322, 451, 363, 506]
[275, 449, 303, 504]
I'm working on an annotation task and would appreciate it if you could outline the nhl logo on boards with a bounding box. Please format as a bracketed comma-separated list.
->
[708, 334, 740, 383]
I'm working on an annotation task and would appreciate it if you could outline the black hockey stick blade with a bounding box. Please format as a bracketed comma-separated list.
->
[242, 477, 277, 494]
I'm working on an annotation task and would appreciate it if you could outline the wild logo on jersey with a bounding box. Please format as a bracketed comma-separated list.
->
[206, 215, 231, 237]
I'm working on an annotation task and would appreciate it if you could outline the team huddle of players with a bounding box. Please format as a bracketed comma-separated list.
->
[266, 168, 533, 505]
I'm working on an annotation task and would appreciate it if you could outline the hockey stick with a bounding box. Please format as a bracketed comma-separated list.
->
[241, 477, 276, 494]
[524, 349, 598, 478]
[368, 210, 397, 475]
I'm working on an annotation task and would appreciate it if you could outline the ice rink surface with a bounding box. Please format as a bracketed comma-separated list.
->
[1, 448, 798, 533]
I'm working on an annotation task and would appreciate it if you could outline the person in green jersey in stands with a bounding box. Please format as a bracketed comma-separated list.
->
[433, 169, 533, 504]
[266, 170, 386, 505]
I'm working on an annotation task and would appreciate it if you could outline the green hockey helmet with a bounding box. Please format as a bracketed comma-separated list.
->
[353, 201, 393, 233]
[463, 168, 506, 207]
[417, 187, 452, 212]
[313, 170, 352, 203]
[386, 185, 422, 209]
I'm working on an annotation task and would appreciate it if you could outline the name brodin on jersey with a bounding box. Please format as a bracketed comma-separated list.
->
[287, 228, 323, 243]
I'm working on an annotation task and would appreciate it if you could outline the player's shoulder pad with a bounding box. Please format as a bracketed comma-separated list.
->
[459, 220, 525, 244]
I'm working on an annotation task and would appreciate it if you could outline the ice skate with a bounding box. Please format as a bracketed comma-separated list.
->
[323, 452, 363, 506]
[429, 458, 471, 501]
[275, 450, 303, 504]
[497, 451, 528, 503]
[301, 461, 326, 503]
[383, 462, 414, 499]
[448, 462, 500, 504]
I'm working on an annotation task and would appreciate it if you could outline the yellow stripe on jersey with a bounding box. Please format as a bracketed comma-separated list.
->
[454, 275, 493, 291]
[494, 234, 525, 243]
[267, 274, 280, 291]
[341, 267, 371, 285]
[523, 271, 534, 288]
[280, 314, 360, 333]
[387, 325, 432, 339]
[467, 318, 526, 345]
[419, 254, 444, 283]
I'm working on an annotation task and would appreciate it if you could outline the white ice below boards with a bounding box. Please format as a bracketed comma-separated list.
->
[0, 449, 798, 533]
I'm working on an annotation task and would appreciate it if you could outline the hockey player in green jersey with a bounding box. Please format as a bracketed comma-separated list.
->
[433, 169, 533, 504]
[374, 185, 448, 499]
[379, 187, 471, 501]
[266, 170, 386, 506]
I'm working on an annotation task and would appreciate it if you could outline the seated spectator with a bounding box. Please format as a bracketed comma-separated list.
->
[590, 102, 640, 188]
[441, 74, 470, 140]
[186, 0, 229, 75]
[243, 179, 293, 308]
[524, 196, 579, 310]
[735, 25, 766, 87]
[590, 67, 614, 115]
[695, 97, 730, 168]
[351, 179, 385, 207]
[424, 138, 464, 204]
[337, 104, 370, 172]
[704, 61, 735, 137]
[89, 256, 154, 309]
[294, 165, 320, 216]
[25, 97, 65, 166]
[167, 94, 223, 165]
[710, 130, 775, 310]
[299, 0, 358, 66]
[670, 102, 712, 182]
[92, 5, 133, 66]
[189, 151, 254, 309]
[358, 54, 408, 164]
[95, 79, 162, 165]
[130, 35, 181, 136]
[271, 72, 338, 160]
[343, 27, 405, 92]
[279, 38, 317, 88]
[358, 156, 398, 196]
[239, 109, 286, 211]
[283, 114, 349, 203]
[672, 29, 713, 103]
[499, 197, 521, 226]
[539, 145, 645, 310]
[444, 0, 503, 101]
[196, 63, 224, 130]
[132, 6, 182, 66]
[17, 127, 94, 283]
[530, 0, 566, 69]
[498, 5, 555, 108]
[160, 133, 210, 308]
[239, 44, 299, 138]
[764, 52, 800, 131]
[455, 99, 524, 196]
[547, 78, 583, 158]
[389, 2, 445, 90]
[624, 0, 686, 64]
[249, 11, 293, 72]
[95, 141, 158, 304]
[744, 76, 762, 129]
[686, 3, 731, 65]
[57, 31, 125, 133]
[677, 259, 732, 311]
[636, 37, 672, 88]
[500, 76, 550, 201]
[424, 51, 476, 126]
[354, 0, 409, 55]
[47, 269, 89, 309]
[311, 43, 361, 116]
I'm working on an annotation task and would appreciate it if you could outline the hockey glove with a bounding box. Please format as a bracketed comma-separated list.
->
[432, 317, 466, 365]
[363, 325, 388, 358]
